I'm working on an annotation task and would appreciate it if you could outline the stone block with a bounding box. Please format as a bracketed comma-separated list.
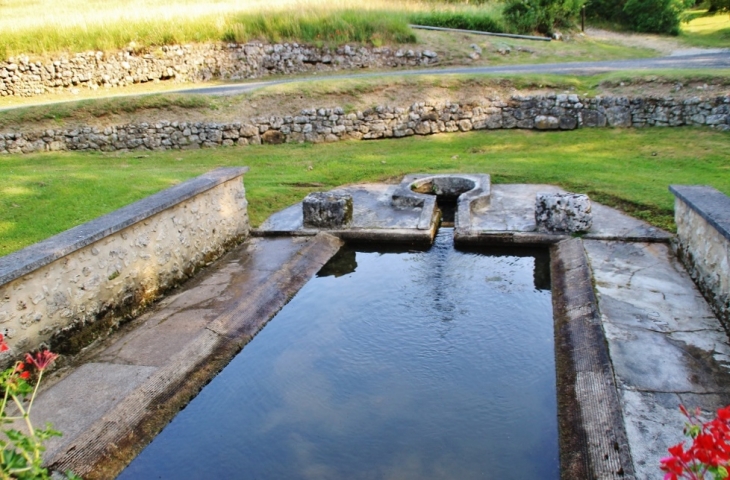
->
[581, 110, 607, 128]
[606, 106, 632, 127]
[559, 115, 578, 130]
[534, 115, 559, 130]
[535, 192, 593, 233]
[302, 192, 353, 229]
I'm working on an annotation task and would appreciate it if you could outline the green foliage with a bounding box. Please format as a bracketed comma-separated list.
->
[503, 0, 586, 34]
[587, 0, 695, 35]
[623, 0, 687, 34]
[0, 346, 75, 480]
[408, 10, 505, 32]
[707, 0, 730, 12]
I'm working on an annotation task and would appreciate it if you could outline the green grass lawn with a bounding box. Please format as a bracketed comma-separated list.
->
[1, 127, 729, 257]
[681, 10, 730, 48]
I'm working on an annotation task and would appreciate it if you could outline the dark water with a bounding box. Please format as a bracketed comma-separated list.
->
[119, 229, 558, 480]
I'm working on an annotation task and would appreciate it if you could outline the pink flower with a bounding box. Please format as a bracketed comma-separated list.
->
[25, 350, 58, 371]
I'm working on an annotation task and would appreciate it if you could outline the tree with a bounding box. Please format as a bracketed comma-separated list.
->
[707, 0, 730, 13]
[586, 0, 695, 35]
[503, 0, 587, 35]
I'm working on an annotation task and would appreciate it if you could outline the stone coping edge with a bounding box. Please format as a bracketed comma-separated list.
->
[0, 167, 248, 286]
[669, 185, 730, 242]
[551, 238, 635, 479]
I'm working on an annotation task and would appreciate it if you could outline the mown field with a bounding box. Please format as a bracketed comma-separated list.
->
[1, 127, 728, 257]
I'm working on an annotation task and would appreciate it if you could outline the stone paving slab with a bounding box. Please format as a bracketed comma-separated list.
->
[584, 240, 730, 479]
[258, 184, 436, 241]
[259, 182, 670, 247]
[470, 185, 671, 242]
[28, 363, 157, 463]
[18, 233, 342, 478]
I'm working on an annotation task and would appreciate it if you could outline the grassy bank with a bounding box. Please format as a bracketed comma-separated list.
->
[0, 0, 508, 60]
[2, 70, 729, 129]
[1, 127, 728, 256]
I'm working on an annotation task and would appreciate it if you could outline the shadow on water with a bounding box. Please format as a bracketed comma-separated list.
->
[119, 228, 558, 480]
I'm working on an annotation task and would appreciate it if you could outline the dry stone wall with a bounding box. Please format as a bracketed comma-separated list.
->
[1, 94, 728, 155]
[0, 43, 438, 98]
[0, 168, 249, 360]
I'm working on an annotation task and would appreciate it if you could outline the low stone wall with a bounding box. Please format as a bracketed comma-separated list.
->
[2, 94, 728, 154]
[670, 185, 730, 330]
[0, 43, 437, 98]
[0, 167, 249, 360]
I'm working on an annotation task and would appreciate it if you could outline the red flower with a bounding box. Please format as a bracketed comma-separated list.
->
[0, 333, 8, 353]
[661, 405, 730, 479]
[25, 350, 58, 371]
[13, 361, 30, 380]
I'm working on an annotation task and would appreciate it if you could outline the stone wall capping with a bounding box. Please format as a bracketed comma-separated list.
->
[669, 185, 730, 242]
[0, 166, 248, 286]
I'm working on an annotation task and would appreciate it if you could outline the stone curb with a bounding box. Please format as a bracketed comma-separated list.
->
[670, 185, 730, 242]
[551, 238, 635, 480]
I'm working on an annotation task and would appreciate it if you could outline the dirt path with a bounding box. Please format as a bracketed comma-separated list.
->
[585, 27, 728, 56]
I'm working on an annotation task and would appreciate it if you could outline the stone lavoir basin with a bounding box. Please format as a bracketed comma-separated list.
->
[13, 173, 730, 480]
[114, 173, 647, 479]
[119, 228, 558, 479]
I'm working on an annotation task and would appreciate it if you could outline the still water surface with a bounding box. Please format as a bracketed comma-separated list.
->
[119, 229, 558, 480]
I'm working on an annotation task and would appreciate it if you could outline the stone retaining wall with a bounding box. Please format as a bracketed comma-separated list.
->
[2, 94, 728, 154]
[0, 168, 249, 360]
[671, 185, 730, 330]
[0, 43, 437, 98]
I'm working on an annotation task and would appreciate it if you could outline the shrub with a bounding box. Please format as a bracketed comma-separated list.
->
[623, 0, 688, 34]
[503, 0, 586, 34]
[587, 0, 694, 35]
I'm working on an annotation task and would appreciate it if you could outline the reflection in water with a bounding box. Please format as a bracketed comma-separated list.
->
[120, 229, 558, 480]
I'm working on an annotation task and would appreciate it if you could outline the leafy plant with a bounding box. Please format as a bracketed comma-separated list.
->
[661, 404, 730, 480]
[587, 0, 695, 35]
[503, 0, 586, 34]
[623, 0, 689, 34]
[0, 335, 77, 480]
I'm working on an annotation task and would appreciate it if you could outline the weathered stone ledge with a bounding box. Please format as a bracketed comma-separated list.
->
[0, 43, 438, 98]
[671, 185, 730, 330]
[2, 94, 728, 155]
[0, 167, 249, 358]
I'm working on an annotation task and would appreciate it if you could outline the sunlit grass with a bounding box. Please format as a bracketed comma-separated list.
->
[0, 0, 507, 59]
[681, 9, 730, 48]
[1, 127, 728, 256]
